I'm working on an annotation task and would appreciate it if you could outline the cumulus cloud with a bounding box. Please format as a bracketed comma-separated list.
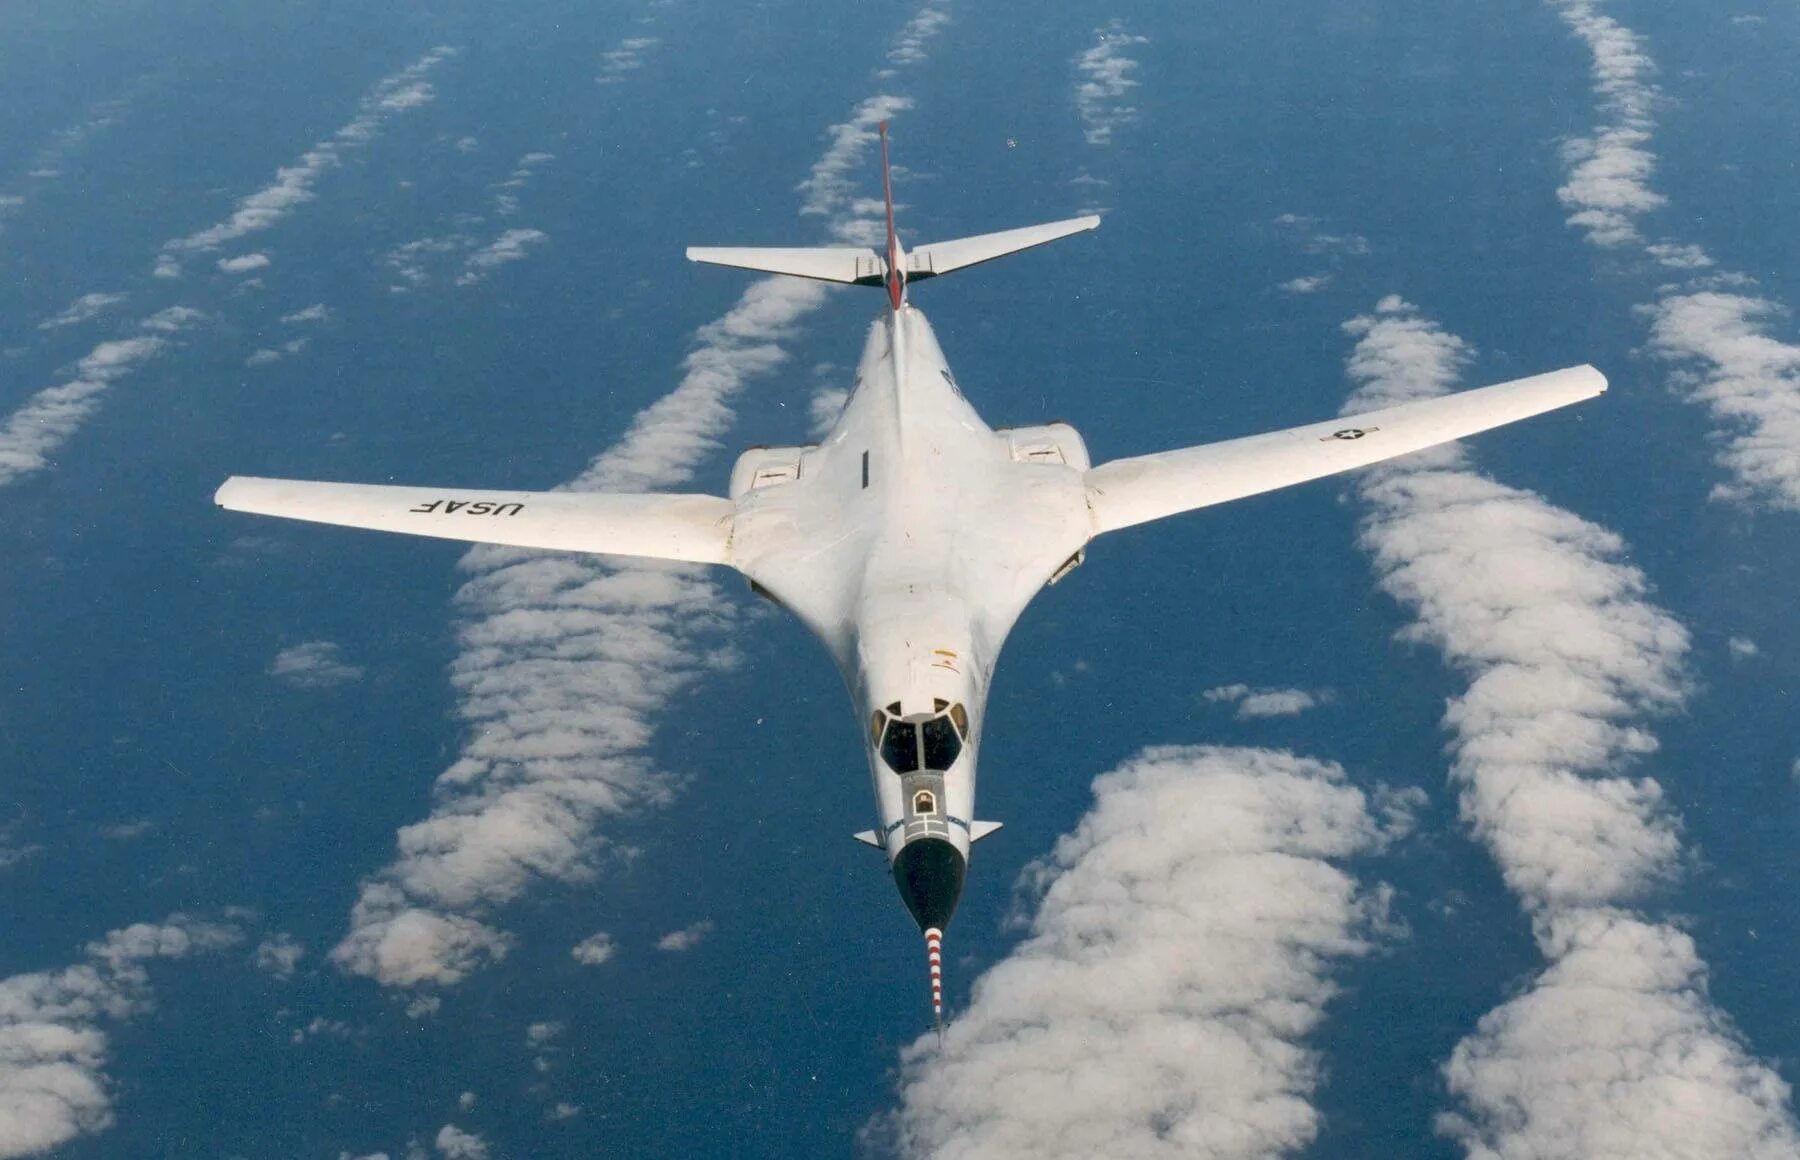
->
[1643, 290, 1800, 511]
[269, 641, 364, 688]
[1072, 22, 1149, 147]
[1440, 909, 1800, 1159]
[1342, 299, 1800, 1155]
[216, 252, 271, 274]
[281, 303, 331, 324]
[654, 921, 714, 953]
[798, 94, 915, 228]
[0, 301, 204, 488]
[569, 931, 615, 966]
[434, 1124, 488, 1159]
[1272, 213, 1371, 257]
[1277, 274, 1331, 294]
[491, 151, 555, 216]
[158, 47, 456, 268]
[597, 36, 660, 85]
[254, 933, 305, 979]
[1550, 1, 1664, 247]
[38, 292, 127, 331]
[1727, 636, 1758, 660]
[878, 746, 1408, 1158]
[246, 338, 309, 367]
[0, 915, 242, 1158]
[885, 6, 951, 70]
[1202, 684, 1331, 719]
[455, 228, 548, 285]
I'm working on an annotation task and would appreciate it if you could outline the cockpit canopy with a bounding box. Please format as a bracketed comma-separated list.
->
[871, 699, 969, 774]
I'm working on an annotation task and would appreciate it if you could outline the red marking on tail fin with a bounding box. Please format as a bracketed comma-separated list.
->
[880, 121, 903, 311]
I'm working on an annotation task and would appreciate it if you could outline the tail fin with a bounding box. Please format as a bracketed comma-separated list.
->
[686, 122, 1100, 293]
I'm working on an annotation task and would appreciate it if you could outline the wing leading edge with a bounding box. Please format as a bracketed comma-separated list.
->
[214, 477, 735, 564]
[1084, 365, 1606, 535]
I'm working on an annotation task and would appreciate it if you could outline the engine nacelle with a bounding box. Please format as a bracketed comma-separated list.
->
[995, 422, 1090, 471]
[729, 445, 814, 500]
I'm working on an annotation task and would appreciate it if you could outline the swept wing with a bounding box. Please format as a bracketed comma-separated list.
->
[214, 477, 734, 564]
[1084, 365, 1605, 534]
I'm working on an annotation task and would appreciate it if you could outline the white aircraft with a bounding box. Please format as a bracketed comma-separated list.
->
[217, 125, 1605, 1027]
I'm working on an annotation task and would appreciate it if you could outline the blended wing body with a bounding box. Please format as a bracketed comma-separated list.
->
[214, 477, 734, 564]
[1084, 365, 1606, 534]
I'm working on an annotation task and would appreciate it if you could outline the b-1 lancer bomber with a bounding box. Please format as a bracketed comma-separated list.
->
[217, 125, 1605, 1029]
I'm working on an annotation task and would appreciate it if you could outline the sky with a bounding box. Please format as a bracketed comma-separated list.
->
[1, 0, 1797, 1157]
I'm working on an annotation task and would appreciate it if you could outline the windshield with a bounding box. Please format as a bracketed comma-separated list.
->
[876, 704, 968, 773]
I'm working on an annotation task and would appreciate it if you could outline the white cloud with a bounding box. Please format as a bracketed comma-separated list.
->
[38, 292, 126, 331]
[597, 36, 660, 85]
[1440, 909, 1800, 1159]
[1272, 213, 1370, 258]
[216, 252, 271, 274]
[569, 931, 615, 966]
[0, 915, 241, 1159]
[1202, 684, 1330, 719]
[1278, 274, 1332, 294]
[1551, 2, 1664, 247]
[254, 933, 305, 979]
[1646, 241, 1713, 270]
[1072, 22, 1150, 147]
[281, 303, 331, 324]
[1644, 290, 1800, 512]
[159, 47, 456, 264]
[798, 94, 915, 227]
[547, 1102, 581, 1121]
[455, 228, 548, 285]
[886, 6, 951, 69]
[138, 305, 206, 333]
[879, 745, 1407, 1158]
[1342, 299, 1800, 1155]
[0, 334, 162, 488]
[433, 1124, 488, 1159]
[1727, 636, 1758, 660]
[246, 338, 309, 367]
[654, 920, 714, 953]
[525, 1020, 563, 1048]
[269, 641, 364, 688]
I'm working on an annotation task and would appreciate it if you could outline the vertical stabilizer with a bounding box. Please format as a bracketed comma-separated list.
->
[879, 121, 904, 310]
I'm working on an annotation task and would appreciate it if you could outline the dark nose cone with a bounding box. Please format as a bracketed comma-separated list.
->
[893, 837, 967, 931]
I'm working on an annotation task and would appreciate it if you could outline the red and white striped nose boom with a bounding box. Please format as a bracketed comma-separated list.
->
[925, 925, 944, 1036]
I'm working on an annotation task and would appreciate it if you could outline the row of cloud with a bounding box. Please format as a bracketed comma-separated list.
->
[1343, 297, 1798, 1156]
[880, 746, 1415, 1157]
[0, 916, 244, 1158]
[1550, 0, 1800, 512]
[0, 47, 453, 491]
[329, 9, 956, 992]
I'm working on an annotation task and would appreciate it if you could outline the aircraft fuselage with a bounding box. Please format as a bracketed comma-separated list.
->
[728, 305, 1092, 929]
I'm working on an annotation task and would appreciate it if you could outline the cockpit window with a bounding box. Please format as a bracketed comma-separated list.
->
[881, 718, 919, 773]
[874, 701, 970, 773]
[920, 716, 962, 770]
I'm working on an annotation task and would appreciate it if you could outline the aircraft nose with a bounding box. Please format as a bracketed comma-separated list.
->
[892, 836, 966, 931]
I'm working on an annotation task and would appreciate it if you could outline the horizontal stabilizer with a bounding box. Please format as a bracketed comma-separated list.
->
[1086, 365, 1607, 534]
[215, 477, 735, 564]
[969, 820, 1004, 843]
[685, 246, 885, 286]
[853, 830, 883, 849]
[906, 216, 1101, 281]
